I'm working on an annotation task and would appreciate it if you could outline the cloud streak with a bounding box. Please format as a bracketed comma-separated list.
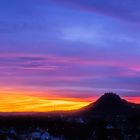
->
[51, 0, 140, 23]
[0, 54, 140, 97]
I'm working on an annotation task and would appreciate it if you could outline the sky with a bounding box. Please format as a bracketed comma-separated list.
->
[0, 0, 140, 112]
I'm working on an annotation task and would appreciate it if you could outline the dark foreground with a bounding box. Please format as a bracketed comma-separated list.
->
[0, 113, 140, 140]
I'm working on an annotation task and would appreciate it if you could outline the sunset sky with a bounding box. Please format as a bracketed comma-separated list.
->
[0, 0, 140, 112]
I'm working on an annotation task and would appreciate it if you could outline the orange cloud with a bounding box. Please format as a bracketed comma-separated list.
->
[124, 96, 140, 104]
[0, 90, 90, 112]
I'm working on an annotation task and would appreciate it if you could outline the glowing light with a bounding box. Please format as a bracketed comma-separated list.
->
[124, 97, 140, 104]
[0, 90, 90, 112]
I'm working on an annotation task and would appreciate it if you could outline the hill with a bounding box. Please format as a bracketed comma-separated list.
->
[79, 93, 140, 118]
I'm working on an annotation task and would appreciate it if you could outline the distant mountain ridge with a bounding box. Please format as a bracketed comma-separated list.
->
[80, 93, 140, 118]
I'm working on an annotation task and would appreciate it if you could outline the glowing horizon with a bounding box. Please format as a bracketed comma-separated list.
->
[0, 89, 139, 112]
[0, 89, 92, 112]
